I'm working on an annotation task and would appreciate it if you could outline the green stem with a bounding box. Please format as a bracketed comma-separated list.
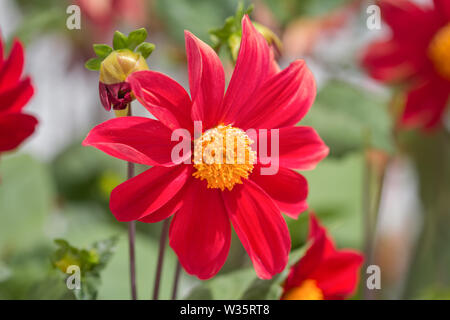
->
[171, 261, 182, 300]
[126, 106, 137, 300]
[152, 218, 170, 300]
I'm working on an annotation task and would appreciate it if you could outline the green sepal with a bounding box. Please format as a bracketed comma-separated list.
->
[85, 28, 155, 72]
[93, 44, 113, 59]
[136, 42, 155, 59]
[113, 31, 128, 50]
[127, 28, 148, 50]
[84, 57, 102, 71]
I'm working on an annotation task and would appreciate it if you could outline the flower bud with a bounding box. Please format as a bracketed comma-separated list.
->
[99, 49, 148, 85]
[253, 22, 283, 57]
[98, 49, 148, 112]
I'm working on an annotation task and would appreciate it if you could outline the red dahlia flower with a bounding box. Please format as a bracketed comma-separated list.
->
[281, 213, 364, 300]
[0, 34, 37, 155]
[362, 0, 450, 129]
[83, 16, 329, 279]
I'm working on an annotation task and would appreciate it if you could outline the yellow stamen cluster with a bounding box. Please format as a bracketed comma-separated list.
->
[428, 23, 450, 80]
[283, 279, 324, 300]
[193, 125, 256, 191]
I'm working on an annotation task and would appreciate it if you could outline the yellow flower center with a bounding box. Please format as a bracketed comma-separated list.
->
[283, 279, 324, 300]
[428, 23, 450, 80]
[193, 124, 256, 191]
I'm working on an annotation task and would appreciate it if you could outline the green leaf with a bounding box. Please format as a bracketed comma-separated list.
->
[51, 236, 119, 300]
[240, 274, 283, 300]
[91, 236, 120, 272]
[59, 209, 179, 300]
[93, 44, 113, 59]
[84, 58, 102, 71]
[127, 28, 148, 50]
[288, 244, 308, 267]
[209, 2, 254, 59]
[185, 286, 214, 300]
[136, 42, 155, 59]
[73, 275, 101, 300]
[239, 245, 308, 300]
[112, 31, 128, 50]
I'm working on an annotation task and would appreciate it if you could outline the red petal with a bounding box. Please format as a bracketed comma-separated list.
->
[0, 77, 34, 113]
[221, 15, 271, 125]
[283, 213, 328, 292]
[283, 213, 363, 298]
[380, 0, 441, 42]
[223, 180, 290, 279]
[313, 250, 364, 299]
[0, 113, 37, 152]
[434, 0, 450, 20]
[98, 82, 112, 111]
[83, 116, 189, 166]
[401, 78, 450, 129]
[109, 165, 191, 222]
[268, 48, 281, 77]
[251, 166, 308, 218]
[361, 39, 425, 82]
[138, 183, 188, 223]
[127, 71, 193, 131]
[0, 40, 24, 92]
[309, 213, 336, 256]
[169, 179, 231, 280]
[185, 31, 225, 130]
[236, 60, 316, 130]
[257, 126, 329, 170]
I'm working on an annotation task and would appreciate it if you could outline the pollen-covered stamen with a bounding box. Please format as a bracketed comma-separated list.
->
[193, 125, 256, 191]
[283, 279, 324, 300]
[428, 23, 450, 80]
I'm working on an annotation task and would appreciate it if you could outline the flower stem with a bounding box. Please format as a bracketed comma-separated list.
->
[126, 105, 137, 300]
[128, 214, 137, 300]
[171, 261, 182, 300]
[152, 218, 170, 300]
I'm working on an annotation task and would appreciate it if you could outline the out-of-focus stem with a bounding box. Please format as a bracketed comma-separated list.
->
[126, 105, 137, 300]
[171, 261, 182, 300]
[128, 214, 137, 300]
[152, 218, 170, 300]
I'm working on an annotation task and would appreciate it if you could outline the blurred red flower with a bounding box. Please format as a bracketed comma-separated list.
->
[0, 35, 37, 155]
[77, 0, 147, 37]
[83, 16, 328, 280]
[362, 0, 450, 129]
[281, 213, 364, 300]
